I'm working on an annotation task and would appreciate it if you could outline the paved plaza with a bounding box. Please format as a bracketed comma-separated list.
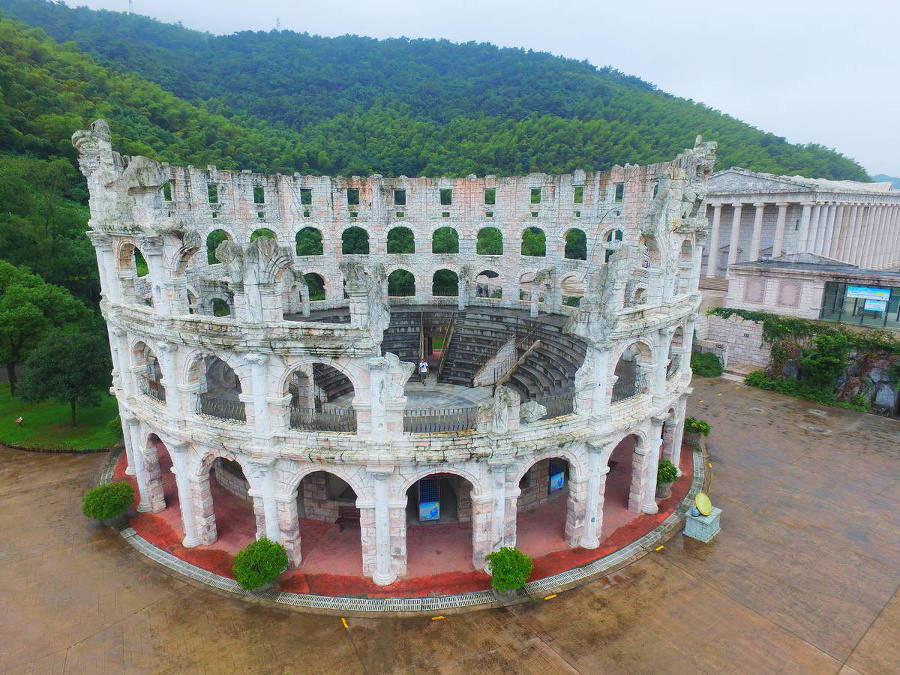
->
[1, 377, 898, 673]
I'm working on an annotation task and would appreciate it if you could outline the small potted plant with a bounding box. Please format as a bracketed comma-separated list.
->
[656, 458, 678, 498]
[485, 546, 533, 601]
[82, 481, 135, 527]
[232, 537, 289, 593]
[683, 417, 710, 449]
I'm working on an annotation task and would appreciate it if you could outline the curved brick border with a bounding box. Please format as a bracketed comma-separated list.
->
[100, 445, 709, 616]
[6, 442, 118, 454]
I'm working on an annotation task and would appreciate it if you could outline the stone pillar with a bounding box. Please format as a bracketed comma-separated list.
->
[849, 205, 866, 266]
[654, 326, 675, 405]
[874, 205, 889, 267]
[126, 419, 155, 512]
[682, 313, 697, 376]
[275, 491, 302, 569]
[529, 283, 539, 318]
[642, 416, 666, 515]
[859, 206, 877, 267]
[807, 203, 823, 254]
[726, 203, 743, 268]
[457, 275, 466, 311]
[389, 499, 408, 579]
[796, 202, 813, 253]
[155, 341, 181, 419]
[168, 441, 200, 548]
[689, 240, 703, 292]
[189, 471, 217, 546]
[580, 443, 611, 549]
[471, 493, 493, 570]
[119, 406, 135, 475]
[247, 462, 279, 541]
[816, 203, 836, 255]
[705, 204, 722, 276]
[772, 202, 789, 258]
[827, 204, 846, 259]
[749, 202, 765, 261]
[564, 472, 588, 546]
[371, 471, 397, 585]
[366, 357, 388, 441]
[888, 206, 900, 266]
[670, 393, 689, 475]
[488, 462, 517, 552]
[246, 354, 269, 438]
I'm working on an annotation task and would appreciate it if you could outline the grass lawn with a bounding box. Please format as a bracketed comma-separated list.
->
[0, 381, 120, 451]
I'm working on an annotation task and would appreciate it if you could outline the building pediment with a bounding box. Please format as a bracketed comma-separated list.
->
[708, 169, 816, 195]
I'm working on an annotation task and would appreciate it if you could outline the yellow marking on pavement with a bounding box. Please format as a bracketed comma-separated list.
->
[544, 594, 557, 600]
[718, 393, 722, 396]
[735, 386, 740, 389]
[431, 616, 445, 621]
[708, 463, 712, 468]
[698, 400, 703, 403]
[655, 545, 664, 551]
[341, 618, 348, 629]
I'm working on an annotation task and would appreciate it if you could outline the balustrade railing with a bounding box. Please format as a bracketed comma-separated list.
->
[404, 407, 476, 433]
[611, 372, 651, 404]
[666, 354, 682, 380]
[531, 390, 575, 419]
[290, 406, 357, 432]
[198, 393, 246, 422]
[139, 377, 166, 403]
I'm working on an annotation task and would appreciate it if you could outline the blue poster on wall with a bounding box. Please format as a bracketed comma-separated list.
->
[419, 501, 440, 522]
[549, 471, 565, 492]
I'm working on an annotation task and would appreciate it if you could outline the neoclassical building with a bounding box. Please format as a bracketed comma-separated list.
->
[703, 169, 900, 277]
[74, 120, 715, 586]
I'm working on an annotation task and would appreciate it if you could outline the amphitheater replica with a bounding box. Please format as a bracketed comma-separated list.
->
[74, 120, 715, 587]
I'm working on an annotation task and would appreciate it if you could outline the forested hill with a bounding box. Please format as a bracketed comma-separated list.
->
[0, 0, 869, 181]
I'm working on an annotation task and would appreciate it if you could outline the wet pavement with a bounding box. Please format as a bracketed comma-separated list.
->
[1, 377, 898, 673]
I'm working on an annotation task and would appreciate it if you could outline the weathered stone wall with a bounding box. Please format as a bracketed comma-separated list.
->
[695, 314, 770, 371]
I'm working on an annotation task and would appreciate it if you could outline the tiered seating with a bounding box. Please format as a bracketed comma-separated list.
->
[506, 322, 586, 400]
[440, 313, 514, 386]
[313, 363, 354, 401]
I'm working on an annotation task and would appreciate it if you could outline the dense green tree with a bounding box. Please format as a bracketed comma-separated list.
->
[0, 260, 90, 394]
[564, 229, 587, 260]
[295, 227, 323, 256]
[432, 227, 459, 254]
[386, 227, 414, 254]
[341, 226, 369, 254]
[20, 326, 111, 426]
[522, 227, 546, 257]
[476, 227, 503, 255]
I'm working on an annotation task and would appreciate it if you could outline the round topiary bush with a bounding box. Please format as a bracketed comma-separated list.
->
[82, 481, 134, 521]
[657, 458, 678, 485]
[684, 417, 711, 436]
[691, 351, 723, 377]
[232, 538, 289, 591]
[485, 546, 534, 594]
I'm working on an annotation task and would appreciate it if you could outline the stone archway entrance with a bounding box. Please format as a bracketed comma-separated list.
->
[405, 474, 476, 577]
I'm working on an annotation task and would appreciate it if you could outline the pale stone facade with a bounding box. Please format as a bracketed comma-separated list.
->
[75, 120, 715, 585]
[703, 169, 900, 277]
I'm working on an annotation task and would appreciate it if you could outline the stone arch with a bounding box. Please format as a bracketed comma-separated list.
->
[629, 286, 648, 306]
[476, 226, 503, 256]
[250, 227, 277, 242]
[341, 226, 370, 254]
[300, 272, 326, 301]
[182, 351, 249, 421]
[387, 268, 415, 297]
[559, 271, 585, 307]
[284, 465, 367, 506]
[295, 226, 323, 256]
[205, 228, 233, 265]
[604, 429, 652, 514]
[398, 466, 486, 497]
[190, 447, 257, 547]
[513, 450, 584, 551]
[564, 228, 587, 260]
[475, 269, 502, 299]
[278, 357, 362, 410]
[518, 270, 546, 305]
[387, 226, 415, 254]
[677, 239, 694, 294]
[603, 227, 625, 262]
[432, 269, 459, 297]
[640, 234, 662, 268]
[668, 325, 685, 379]
[131, 339, 166, 401]
[611, 340, 654, 404]
[431, 226, 459, 254]
[521, 226, 546, 257]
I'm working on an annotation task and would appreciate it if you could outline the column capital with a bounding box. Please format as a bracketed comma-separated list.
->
[752, 202, 766, 209]
[730, 201, 743, 209]
[774, 201, 789, 208]
[156, 340, 178, 354]
[244, 352, 269, 366]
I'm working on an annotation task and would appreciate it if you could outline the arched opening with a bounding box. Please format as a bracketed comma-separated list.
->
[604, 229, 623, 263]
[405, 473, 475, 575]
[211, 297, 231, 317]
[476, 227, 503, 255]
[668, 327, 684, 379]
[206, 229, 231, 264]
[194, 356, 245, 422]
[611, 343, 652, 403]
[521, 227, 546, 256]
[287, 363, 357, 432]
[432, 226, 459, 254]
[432, 269, 459, 297]
[678, 240, 693, 294]
[560, 273, 584, 308]
[564, 228, 587, 260]
[515, 457, 572, 557]
[186, 289, 198, 314]
[133, 342, 165, 403]
[118, 242, 152, 305]
[629, 286, 648, 306]
[133, 248, 149, 277]
[198, 453, 256, 552]
[295, 227, 323, 256]
[518, 271, 545, 304]
[388, 269, 415, 297]
[250, 228, 276, 242]
[603, 434, 646, 530]
[294, 471, 363, 575]
[475, 270, 501, 299]
[303, 273, 325, 301]
[640, 235, 661, 268]
[387, 226, 415, 254]
[342, 226, 369, 254]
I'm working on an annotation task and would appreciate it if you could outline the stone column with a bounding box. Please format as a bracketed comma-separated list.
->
[627, 442, 650, 514]
[245, 353, 270, 438]
[564, 472, 589, 547]
[275, 491, 302, 569]
[849, 205, 866, 265]
[366, 357, 388, 441]
[488, 462, 518, 551]
[168, 441, 200, 548]
[529, 282, 539, 318]
[126, 418, 155, 512]
[839, 204, 859, 262]
[642, 416, 666, 515]
[111, 328, 134, 396]
[705, 204, 722, 276]
[119, 406, 136, 476]
[860, 206, 880, 267]
[827, 204, 846, 259]
[580, 443, 611, 549]
[807, 203, 824, 254]
[772, 202, 789, 258]
[749, 202, 765, 261]
[670, 393, 689, 475]
[682, 313, 698, 376]
[471, 493, 493, 570]
[726, 203, 743, 268]
[653, 327, 675, 406]
[874, 205, 890, 267]
[817, 203, 836, 256]
[888, 206, 900, 266]
[388, 499, 408, 579]
[371, 471, 397, 585]
[246, 462, 279, 541]
[796, 202, 814, 253]
[155, 341, 181, 419]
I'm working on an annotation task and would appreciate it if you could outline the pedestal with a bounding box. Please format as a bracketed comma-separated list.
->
[684, 507, 722, 543]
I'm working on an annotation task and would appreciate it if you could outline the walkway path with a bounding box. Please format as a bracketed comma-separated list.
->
[1, 378, 898, 672]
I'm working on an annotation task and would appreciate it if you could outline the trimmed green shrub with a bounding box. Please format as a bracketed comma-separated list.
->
[82, 481, 134, 521]
[657, 459, 678, 485]
[106, 415, 122, 437]
[232, 538, 289, 591]
[485, 546, 534, 593]
[684, 417, 710, 436]
[691, 351, 723, 377]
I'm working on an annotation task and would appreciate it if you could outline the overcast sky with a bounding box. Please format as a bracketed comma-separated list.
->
[62, 0, 900, 178]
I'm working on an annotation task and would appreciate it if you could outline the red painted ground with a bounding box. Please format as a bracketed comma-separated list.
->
[115, 447, 693, 597]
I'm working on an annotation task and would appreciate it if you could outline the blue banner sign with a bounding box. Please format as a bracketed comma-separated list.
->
[549, 471, 565, 492]
[419, 501, 440, 522]
[847, 286, 890, 301]
[864, 299, 888, 312]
